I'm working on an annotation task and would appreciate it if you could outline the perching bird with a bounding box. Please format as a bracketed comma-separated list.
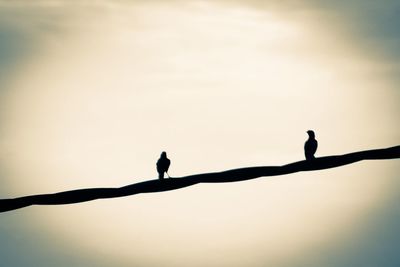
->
[156, 151, 171, 179]
[304, 130, 318, 160]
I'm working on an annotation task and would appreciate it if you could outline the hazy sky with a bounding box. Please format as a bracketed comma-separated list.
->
[0, 1, 399, 267]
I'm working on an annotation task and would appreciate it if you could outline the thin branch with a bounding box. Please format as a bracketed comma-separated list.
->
[1, 145, 399, 213]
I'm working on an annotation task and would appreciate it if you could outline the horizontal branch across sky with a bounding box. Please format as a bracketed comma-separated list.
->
[1, 145, 399, 213]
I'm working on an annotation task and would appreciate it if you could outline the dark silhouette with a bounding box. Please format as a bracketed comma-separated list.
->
[305, 130, 318, 160]
[0, 145, 399, 213]
[157, 151, 170, 179]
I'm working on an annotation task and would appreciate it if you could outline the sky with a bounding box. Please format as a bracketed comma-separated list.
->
[0, 1, 399, 267]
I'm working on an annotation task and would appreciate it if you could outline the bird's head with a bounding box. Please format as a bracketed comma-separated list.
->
[307, 130, 315, 138]
[161, 151, 167, 158]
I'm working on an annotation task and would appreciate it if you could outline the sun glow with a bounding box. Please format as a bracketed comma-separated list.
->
[1, 2, 398, 267]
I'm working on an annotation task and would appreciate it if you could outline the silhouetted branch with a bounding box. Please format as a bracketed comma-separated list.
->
[1, 145, 399, 213]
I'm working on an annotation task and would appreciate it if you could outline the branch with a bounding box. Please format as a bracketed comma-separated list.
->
[1, 145, 399, 213]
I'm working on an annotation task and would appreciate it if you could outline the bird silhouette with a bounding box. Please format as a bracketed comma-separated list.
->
[304, 130, 318, 160]
[157, 151, 171, 179]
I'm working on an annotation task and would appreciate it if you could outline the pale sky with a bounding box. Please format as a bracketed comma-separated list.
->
[0, 1, 399, 267]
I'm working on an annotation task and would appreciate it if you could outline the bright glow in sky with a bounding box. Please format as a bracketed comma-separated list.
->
[0, 1, 399, 267]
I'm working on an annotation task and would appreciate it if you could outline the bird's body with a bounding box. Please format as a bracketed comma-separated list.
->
[304, 130, 318, 160]
[157, 151, 170, 179]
